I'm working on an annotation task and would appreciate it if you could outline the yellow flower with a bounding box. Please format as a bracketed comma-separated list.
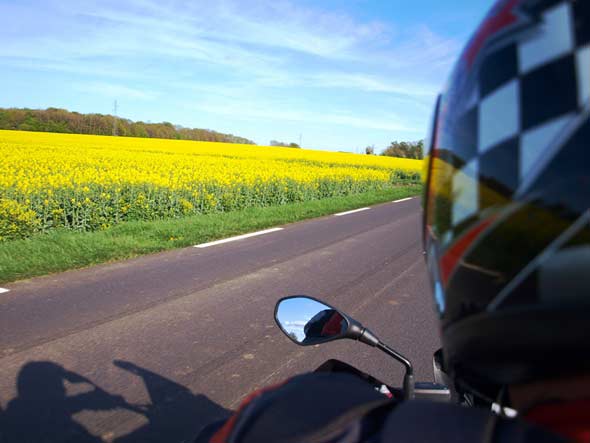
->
[0, 129, 422, 240]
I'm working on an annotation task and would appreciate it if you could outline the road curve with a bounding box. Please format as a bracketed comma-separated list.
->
[0, 198, 440, 443]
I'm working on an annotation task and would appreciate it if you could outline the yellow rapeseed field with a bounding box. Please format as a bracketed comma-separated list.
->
[0, 130, 422, 240]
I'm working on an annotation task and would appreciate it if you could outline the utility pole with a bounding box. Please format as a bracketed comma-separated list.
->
[112, 100, 118, 136]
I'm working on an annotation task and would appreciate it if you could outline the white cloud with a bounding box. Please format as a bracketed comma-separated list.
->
[0, 0, 458, 84]
[75, 82, 157, 101]
[284, 320, 308, 327]
[307, 72, 438, 98]
[0, 58, 137, 79]
[190, 100, 415, 132]
[0, 0, 461, 149]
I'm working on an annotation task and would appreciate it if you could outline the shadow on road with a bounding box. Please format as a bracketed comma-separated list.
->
[0, 360, 230, 443]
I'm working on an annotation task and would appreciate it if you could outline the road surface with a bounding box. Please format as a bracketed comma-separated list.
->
[0, 197, 440, 443]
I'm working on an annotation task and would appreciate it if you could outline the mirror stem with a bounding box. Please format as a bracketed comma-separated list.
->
[357, 327, 414, 377]
[356, 327, 414, 400]
[376, 342, 415, 400]
[376, 342, 413, 377]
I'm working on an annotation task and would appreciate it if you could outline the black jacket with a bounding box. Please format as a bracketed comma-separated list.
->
[196, 372, 564, 443]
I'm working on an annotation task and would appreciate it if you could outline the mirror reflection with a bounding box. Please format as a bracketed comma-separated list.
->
[276, 297, 349, 345]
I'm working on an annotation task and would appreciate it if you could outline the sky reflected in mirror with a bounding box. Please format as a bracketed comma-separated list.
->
[276, 297, 348, 344]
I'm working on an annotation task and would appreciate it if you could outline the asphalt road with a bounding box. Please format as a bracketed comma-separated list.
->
[0, 198, 440, 443]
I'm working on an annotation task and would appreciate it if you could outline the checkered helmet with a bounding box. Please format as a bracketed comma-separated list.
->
[423, 0, 590, 390]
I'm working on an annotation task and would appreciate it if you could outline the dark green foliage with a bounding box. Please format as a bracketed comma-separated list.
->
[381, 140, 424, 159]
[0, 107, 255, 144]
[270, 140, 301, 148]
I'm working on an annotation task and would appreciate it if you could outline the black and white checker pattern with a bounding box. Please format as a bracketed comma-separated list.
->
[450, 0, 590, 231]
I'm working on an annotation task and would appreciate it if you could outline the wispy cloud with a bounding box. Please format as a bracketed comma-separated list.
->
[188, 98, 416, 132]
[0, 0, 458, 84]
[75, 82, 157, 101]
[284, 321, 308, 327]
[0, 0, 464, 149]
[307, 73, 438, 98]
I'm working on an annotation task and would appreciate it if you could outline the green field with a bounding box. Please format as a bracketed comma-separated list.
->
[0, 185, 421, 284]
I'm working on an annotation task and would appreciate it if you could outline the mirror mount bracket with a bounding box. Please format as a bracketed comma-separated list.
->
[347, 321, 413, 375]
[347, 321, 379, 346]
[348, 320, 415, 400]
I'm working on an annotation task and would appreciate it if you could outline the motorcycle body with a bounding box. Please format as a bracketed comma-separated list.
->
[195, 295, 508, 443]
[275, 296, 516, 414]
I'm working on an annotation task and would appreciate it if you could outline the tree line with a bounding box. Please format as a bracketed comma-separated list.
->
[365, 140, 424, 159]
[0, 107, 255, 144]
[270, 140, 301, 148]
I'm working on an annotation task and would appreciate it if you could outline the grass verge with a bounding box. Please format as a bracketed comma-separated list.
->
[0, 184, 421, 284]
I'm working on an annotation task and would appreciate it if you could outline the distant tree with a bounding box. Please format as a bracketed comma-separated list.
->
[0, 107, 256, 144]
[381, 140, 424, 159]
[270, 140, 301, 148]
[365, 145, 375, 155]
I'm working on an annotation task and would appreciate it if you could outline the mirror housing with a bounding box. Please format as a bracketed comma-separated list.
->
[274, 296, 380, 347]
[275, 296, 350, 346]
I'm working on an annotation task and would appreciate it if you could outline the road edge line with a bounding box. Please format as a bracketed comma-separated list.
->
[392, 197, 413, 203]
[194, 227, 284, 248]
[0, 288, 10, 294]
[333, 207, 371, 217]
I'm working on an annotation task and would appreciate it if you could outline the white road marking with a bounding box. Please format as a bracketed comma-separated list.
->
[194, 228, 284, 248]
[334, 207, 370, 217]
[393, 197, 413, 203]
[0, 288, 10, 294]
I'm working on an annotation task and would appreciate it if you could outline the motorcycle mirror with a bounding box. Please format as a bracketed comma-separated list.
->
[274, 296, 351, 346]
[275, 295, 416, 400]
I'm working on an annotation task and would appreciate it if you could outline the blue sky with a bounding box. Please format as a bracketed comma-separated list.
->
[0, 0, 494, 152]
[277, 297, 334, 342]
